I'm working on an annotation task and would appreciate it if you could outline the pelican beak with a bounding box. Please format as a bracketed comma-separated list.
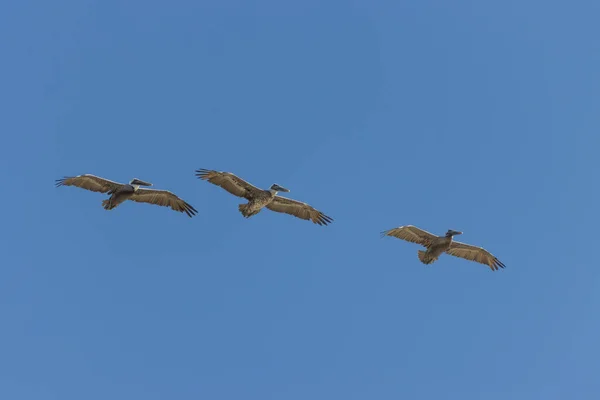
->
[131, 179, 152, 187]
[278, 186, 290, 193]
[452, 231, 463, 236]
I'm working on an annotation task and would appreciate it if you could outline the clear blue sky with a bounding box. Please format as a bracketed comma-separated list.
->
[1, 1, 599, 399]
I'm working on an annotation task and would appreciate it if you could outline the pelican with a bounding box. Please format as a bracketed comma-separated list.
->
[381, 225, 505, 271]
[195, 168, 333, 225]
[56, 174, 197, 217]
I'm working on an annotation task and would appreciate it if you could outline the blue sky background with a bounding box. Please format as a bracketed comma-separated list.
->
[1, 1, 599, 399]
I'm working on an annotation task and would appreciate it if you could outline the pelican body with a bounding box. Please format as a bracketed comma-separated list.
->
[56, 174, 197, 217]
[382, 225, 505, 271]
[238, 183, 290, 218]
[196, 169, 333, 225]
[416, 229, 463, 264]
[103, 178, 153, 210]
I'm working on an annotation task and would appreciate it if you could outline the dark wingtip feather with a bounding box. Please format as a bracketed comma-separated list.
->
[380, 229, 391, 238]
[314, 212, 333, 226]
[319, 213, 333, 226]
[178, 200, 198, 217]
[55, 177, 68, 187]
[489, 258, 506, 271]
[185, 202, 198, 217]
[195, 168, 212, 180]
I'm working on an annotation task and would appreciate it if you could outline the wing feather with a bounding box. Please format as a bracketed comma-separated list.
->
[266, 196, 333, 226]
[381, 225, 437, 247]
[195, 169, 262, 199]
[446, 241, 506, 271]
[55, 174, 123, 194]
[130, 189, 198, 217]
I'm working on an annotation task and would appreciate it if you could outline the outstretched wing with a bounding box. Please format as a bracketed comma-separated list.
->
[195, 169, 263, 199]
[266, 196, 333, 226]
[55, 174, 124, 194]
[130, 188, 198, 217]
[380, 225, 437, 248]
[446, 241, 506, 271]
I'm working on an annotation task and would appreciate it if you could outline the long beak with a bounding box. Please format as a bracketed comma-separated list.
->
[280, 187, 290, 193]
[132, 179, 153, 186]
[453, 231, 463, 235]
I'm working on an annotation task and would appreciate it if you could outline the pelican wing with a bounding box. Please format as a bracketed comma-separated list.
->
[381, 225, 437, 247]
[55, 174, 123, 193]
[130, 188, 198, 217]
[446, 241, 506, 271]
[266, 196, 333, 226]
[195, 169, 263, 199]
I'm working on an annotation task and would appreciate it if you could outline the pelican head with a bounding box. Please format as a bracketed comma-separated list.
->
[129, 178, 152, 189]
[445, 229, 463, 237]
[270, 184, 290, 193]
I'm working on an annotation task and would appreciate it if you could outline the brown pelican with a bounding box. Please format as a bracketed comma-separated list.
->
[381, 225, 505, 271]
[195, 168, 333, 225]
[56, 174, 197, 217]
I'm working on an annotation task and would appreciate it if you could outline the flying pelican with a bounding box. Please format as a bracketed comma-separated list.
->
[56, 174, 197, 217]
[195, 168, 333, 225]
[381, 225, 505, 271]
